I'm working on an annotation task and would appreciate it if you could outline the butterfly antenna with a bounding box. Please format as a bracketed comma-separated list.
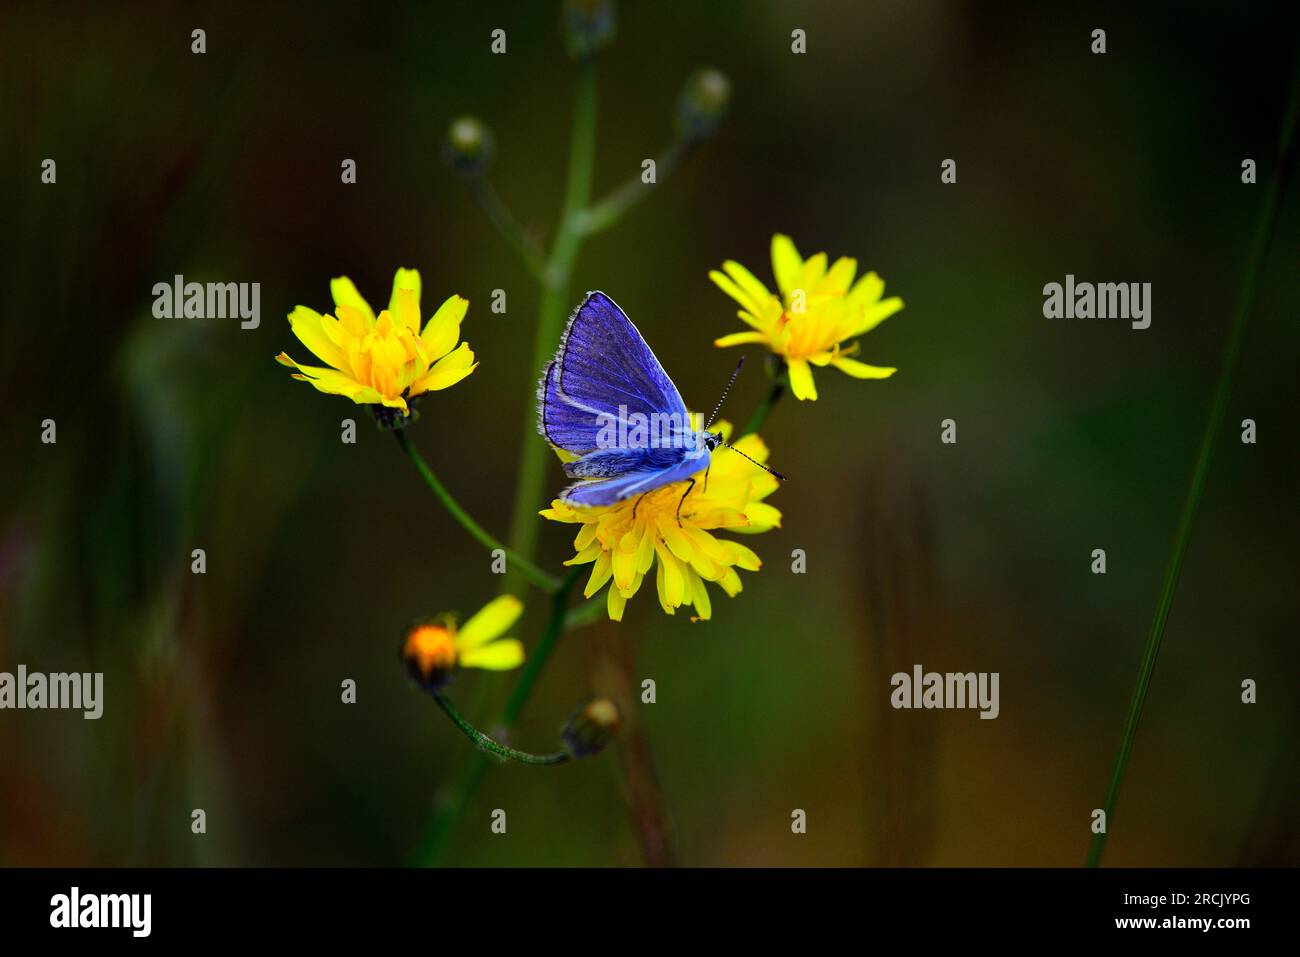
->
[722, 442, 787, 482]
[705, 355, 747, 430]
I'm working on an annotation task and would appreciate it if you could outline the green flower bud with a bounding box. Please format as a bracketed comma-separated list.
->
[443, 116, 494, 175]
[676, 68, 731, 141]
[561, 0, 616, 60]
[561, 697, 622, 758]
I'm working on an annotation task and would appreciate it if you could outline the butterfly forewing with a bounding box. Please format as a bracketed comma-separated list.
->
[537, 291, 705, 506]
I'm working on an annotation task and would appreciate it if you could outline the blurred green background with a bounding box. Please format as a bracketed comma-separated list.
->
[1, 0, 1297, 866]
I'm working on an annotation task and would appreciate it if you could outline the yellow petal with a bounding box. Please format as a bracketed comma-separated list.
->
[722, 261, 775, 316]
[330, 277, 375, 325]
[584, 551, 613, 598]
[819, 256, 858, 296]
[288, 305, 349, 370]
[796, 252, 828, 295]
[612, 539, 639, 592]
[335, 304, 371, 338]
[848, 296, 905, 337]
[420, 294, 468, 360]
[457, 594, 524, 650]
[656, 514, 695, 563]
[277, 352, 384, 405]
[708, 269, 764, 322]
[714, 331, 769, 349]
[832, 356, 896, 379]
[574, 523, 599, 551]
[459, 639, 524, 671]
[723, 540, 761, 570]
[392, 286, 421, 335]
[770, 234, 803, 299]
[409, 342, 477, 395]
[606, 587, 626, 621]
[388, 267, 422, 315]
[634, 523, 656, 574]
[654, 560, 675, 614]
[654, 542, 685, 608]
[847, 270, 884, 306]
[718, 567, 743, 597]
[689, 573, 713, 620]
[739, 502, 783, 532]
[786, 357, 818, 400]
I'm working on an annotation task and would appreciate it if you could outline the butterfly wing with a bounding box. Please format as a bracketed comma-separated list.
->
[537, 292, 690, 457]
[561, 454, 706, 508]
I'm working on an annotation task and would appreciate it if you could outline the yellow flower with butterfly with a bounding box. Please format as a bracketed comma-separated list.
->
[537, 292, 783, 621]
[542, 420, 781, 621]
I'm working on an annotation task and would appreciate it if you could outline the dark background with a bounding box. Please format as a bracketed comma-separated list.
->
[1, 0, 1297, 866]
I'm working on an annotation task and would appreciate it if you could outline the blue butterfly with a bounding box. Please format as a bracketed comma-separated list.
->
[537, 291, 783, 519]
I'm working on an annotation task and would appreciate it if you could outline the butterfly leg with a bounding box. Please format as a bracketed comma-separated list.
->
[675, 478, 696, 527]
[702, 463, 711, 493]
[632, 492, 649, 520]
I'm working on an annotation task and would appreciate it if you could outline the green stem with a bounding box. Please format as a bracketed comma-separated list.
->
[573, 137, 693, 236]
[1085, 72, 1298, 868]
[739, 364, 788, 438]
[500, 567, 582, 725]
[502, 61, 598, 595]
[432, 692, 570, 766]
[393, 428, 560, 595]
[466, 177, 548, 283]
[415, 568, 581, 864]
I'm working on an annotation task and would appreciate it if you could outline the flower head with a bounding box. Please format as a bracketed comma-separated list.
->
[277, 268, 476, 419]
[710, 234, 903, 401]
[561, 697, 622, 757]
[540, 422, 781, 621]
[402, 595, 525, 692]
[444, 117, 494, 175]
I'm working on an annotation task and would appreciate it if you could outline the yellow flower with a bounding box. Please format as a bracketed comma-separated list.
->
[540, 423, 781, 621]
[710, 234, 903, 401]
[402, 595, 526, 691]
[276, 268, 476, 414]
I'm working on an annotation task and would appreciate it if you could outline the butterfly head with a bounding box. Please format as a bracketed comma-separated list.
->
[702, 430, 724, 452]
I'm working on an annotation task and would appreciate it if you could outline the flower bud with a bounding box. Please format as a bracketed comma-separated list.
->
[561, 0, 616, 60]
[561, 697, 621, 757]
[443, 116, 494, 175]
[402, 621, 459, 692]
[675, 68, 731, 141]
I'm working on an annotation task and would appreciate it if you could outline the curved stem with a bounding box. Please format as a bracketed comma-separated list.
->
[573, 137, 693, 236]
[466, 177, 548, 283]
[393, 428, 560, 595]
[432, 692, 569, 766]
[1085, 69, 1298, 867]
[415, 568, 581, 864]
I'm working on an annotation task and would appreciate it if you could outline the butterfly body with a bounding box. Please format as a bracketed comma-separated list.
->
[538, 292, 722, 507]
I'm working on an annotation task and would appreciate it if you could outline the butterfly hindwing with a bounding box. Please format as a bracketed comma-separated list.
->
[561, 456, 704, 508]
